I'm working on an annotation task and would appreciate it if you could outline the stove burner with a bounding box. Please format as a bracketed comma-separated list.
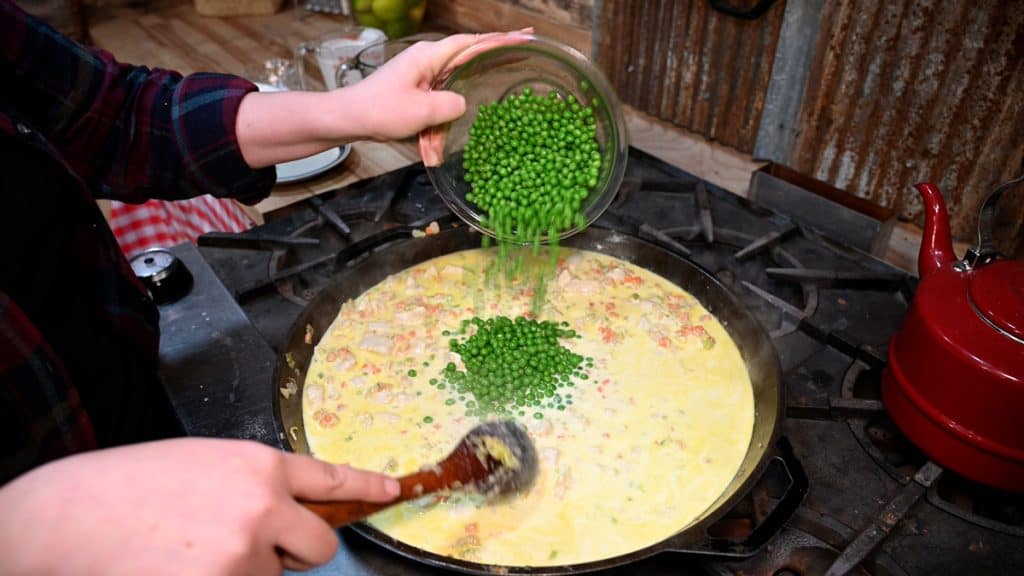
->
[831, 360, 886, 417]
[848, 389, 1024, 536]
[928, 471, 1024, 536]
[705, 509, 909, 576]
[735, 224, 798, 260]
[706, 530, 873, 576]
[593, 182, 821, 339]
[851, 412, 929, 483]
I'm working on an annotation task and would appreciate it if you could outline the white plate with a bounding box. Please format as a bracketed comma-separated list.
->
[253, 83, 352, 184]
[275, 144, 351, 184]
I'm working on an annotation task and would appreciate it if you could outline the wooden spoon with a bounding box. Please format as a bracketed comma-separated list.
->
[301, 420, 538, 528]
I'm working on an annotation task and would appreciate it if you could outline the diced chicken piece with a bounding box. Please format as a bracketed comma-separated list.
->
[392, 392, 414, 407]
[572, 280, 599, 294]
[304, 384, 324, 408]
[556, 269, 574, 287]
[394, 307, 427, 325]
[367, 382, 393, 404]
[326, 348, 356, 372]
[348, 376, 367, 389]
[356, 412, 374, 428]
[639, 298, 662, 314]
[376, 412, 401, 425]
[607, 267, 626, 283]
[326, 385, 341, 402]
[540, 447, 561, 467]
[358, 333, 393, 354]
[367, 322, 392, 332]
[440, 265, 464, 281]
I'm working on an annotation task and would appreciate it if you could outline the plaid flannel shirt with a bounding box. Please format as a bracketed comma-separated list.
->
[0, 0, 275, 483]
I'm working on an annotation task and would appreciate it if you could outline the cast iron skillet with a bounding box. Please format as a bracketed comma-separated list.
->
[273, 224, 785, 574]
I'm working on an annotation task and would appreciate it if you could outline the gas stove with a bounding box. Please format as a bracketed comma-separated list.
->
[157, 148, 1024, 575]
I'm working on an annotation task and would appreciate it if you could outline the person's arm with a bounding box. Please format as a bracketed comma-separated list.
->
[0, 0, 273, 205]
[235, 32, 532, 169]
[0, 438, 399, 576]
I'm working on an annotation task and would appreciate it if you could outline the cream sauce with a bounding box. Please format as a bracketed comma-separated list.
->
[303, 248, 754, 566]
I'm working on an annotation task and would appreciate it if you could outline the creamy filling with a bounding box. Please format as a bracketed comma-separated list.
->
[302, 248, 754, 566]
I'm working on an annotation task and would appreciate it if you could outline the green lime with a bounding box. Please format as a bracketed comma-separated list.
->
[354, 9, 383, 27]
[353, 0, 372, 11]
[372, 0, 406, 20]
[384, 18, 412, 38]
[407, 0, 425, 22]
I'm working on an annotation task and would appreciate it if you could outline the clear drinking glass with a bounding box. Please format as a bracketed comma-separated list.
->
[244, 57, 301, 90]
[335, 33, 446, 87]
[294, 27, 386, 90]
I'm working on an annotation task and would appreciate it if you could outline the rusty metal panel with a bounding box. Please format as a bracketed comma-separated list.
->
[789, 0, 1024, 242]
[597, 0, 786, 153]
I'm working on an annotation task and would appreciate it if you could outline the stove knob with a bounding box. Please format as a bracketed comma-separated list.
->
[129, 248, 194, 305]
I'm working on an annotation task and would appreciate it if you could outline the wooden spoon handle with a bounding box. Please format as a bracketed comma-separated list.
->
[300, 469, 446, 528]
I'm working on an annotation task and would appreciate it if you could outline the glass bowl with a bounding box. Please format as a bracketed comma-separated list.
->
[420, 34, 629, 243]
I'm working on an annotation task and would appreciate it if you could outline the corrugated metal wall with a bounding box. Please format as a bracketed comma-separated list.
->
[789, 0, 1024, 241]
[597, 0, 1024, 245]
[596, 0, 786, 153]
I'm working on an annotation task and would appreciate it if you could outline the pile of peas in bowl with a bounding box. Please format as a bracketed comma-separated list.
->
[420, 34, 628, 245]
[463, 86, 603, 245]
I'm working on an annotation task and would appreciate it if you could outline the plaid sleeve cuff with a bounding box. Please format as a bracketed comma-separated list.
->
[171, 74, 275, 205]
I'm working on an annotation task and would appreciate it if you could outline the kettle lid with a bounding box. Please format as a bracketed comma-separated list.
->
[968, 260, 1024, 342]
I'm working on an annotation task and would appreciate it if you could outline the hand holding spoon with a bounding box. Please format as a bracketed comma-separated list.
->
[301, 420, 538, 528]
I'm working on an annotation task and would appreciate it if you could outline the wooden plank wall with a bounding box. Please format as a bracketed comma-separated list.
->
[788, 0, 1024, 244]
[596, 0, 786, 154]
[596, 0, 1023, 248]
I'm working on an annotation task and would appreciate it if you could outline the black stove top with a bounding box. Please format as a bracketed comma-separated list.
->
[157, 148, 1024, 575]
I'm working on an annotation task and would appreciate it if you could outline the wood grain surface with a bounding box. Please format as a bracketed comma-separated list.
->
[89, 2, 421, 215]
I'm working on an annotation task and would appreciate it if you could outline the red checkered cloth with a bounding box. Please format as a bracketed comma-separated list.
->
[109, 196, 255, 258]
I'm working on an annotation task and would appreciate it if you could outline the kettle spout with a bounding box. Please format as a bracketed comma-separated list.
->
[914, 182, 956, 277]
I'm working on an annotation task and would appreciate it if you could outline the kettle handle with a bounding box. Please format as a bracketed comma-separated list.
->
[962, 172, 1024, 270]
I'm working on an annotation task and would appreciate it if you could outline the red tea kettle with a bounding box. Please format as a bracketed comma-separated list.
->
[883, 175, 1024, 493]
